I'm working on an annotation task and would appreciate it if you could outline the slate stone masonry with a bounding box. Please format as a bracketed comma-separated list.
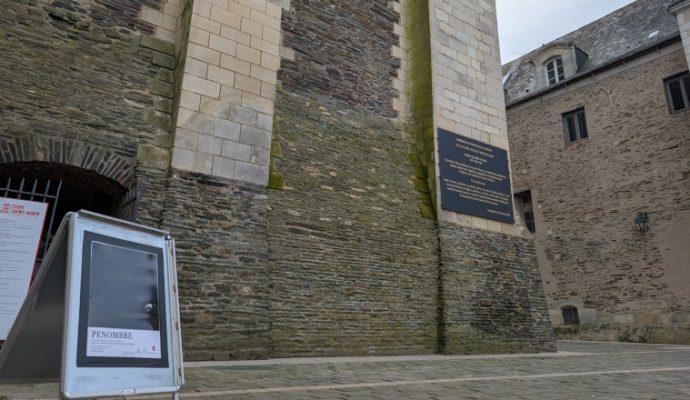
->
[279, 0, 401, 118]
[267, 0, 554, 356]
[0, 0, 555, 360]
[0, 0, 175, 227]
[507, 48, 690, 343]
[160, 171, 271, 360]
[439, 222, 556, 353]
[268, 90, 440, 357]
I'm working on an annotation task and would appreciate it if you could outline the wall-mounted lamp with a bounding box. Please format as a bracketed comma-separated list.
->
[635, 212, 650, 232]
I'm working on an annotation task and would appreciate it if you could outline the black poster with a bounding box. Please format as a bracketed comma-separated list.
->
[77, 232, 168, 368]
[438, 128, 515, 224]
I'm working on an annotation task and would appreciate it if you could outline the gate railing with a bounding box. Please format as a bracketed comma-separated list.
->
[1, 177, 63, 271]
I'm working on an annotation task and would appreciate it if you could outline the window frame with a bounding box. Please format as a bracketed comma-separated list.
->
[664, 71, 690, 114]
[544, 56, 565, 86]
[514, 190, 536, 233]
[562, 108, 588, 145]
[561, 306, 580, 325]
[524, 211, 535, 234]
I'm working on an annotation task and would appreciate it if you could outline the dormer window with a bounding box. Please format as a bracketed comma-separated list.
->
[528, 42, 587, 90]
[545, 57, 565, 85]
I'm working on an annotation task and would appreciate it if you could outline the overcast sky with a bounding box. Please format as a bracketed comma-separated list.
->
[496, 0, 636, 64]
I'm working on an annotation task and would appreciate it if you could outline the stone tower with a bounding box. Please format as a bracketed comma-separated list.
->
[0, 0, 554, 360]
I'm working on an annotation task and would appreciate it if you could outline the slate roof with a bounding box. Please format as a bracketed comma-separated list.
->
[503, 0, 681, 105]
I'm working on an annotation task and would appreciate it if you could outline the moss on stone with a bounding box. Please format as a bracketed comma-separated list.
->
[270, 141, 282, 158]
[407, 153, 421, 167]
[419, 203, 436, 220]
[413, 177, 430, 193]
[147, 110, 172, 131]
[140, 35, 175, 56]
[156, 98, 173, 113]
[152, 53, 175, 69]
[150, 80, 174, 98]
[137, 144, 170, 169]
[268, 122, 284, 188]
[412, 164, 428, 179]
[268, 171, 284, 190]
[159, 69, 174, 83]
[400, 0, 436, 221]
[420, 191, 433, 206]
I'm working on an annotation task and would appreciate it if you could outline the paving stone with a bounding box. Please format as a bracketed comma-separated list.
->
[1, 342, 667, 399]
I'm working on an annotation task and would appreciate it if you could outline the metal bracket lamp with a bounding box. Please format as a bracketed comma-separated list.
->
[634, 212, 649, 232]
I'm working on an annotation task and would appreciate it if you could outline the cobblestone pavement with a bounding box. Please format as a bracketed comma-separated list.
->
[3, 341, 690, 399]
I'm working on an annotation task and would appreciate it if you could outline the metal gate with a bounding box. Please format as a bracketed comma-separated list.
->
[1, 177, 62, 270]
[1, 176, 139, 274]
[114, 180, 140, 222]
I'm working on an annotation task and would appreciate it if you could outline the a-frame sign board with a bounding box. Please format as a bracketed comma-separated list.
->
[0, 211, 184, 399]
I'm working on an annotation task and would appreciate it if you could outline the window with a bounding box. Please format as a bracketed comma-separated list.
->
[545, 57, 565, 85]
[562, 306, 580, 325]
[524, 211, 535, 234]
[515, 191, 536, 233]
[562, 108, 588, 144]
[664, 71, 690, 113]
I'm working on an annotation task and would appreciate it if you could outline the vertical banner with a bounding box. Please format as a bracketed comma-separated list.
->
[0, 198, 48, 339]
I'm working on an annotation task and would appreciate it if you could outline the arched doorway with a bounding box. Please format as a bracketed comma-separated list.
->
[0, 161, 138, 273]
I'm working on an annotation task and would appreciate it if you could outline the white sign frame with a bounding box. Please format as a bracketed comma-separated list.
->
[0, 211, 184, 399]
[61, 212, 184, 399]
[0, 197, 48, 340]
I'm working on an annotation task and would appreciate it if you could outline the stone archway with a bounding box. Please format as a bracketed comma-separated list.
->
[0, 136, 136, 188]
[1, 161, 129, 216]
[0, 160, 134, 271]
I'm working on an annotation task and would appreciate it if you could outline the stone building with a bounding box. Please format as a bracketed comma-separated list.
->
[504, 0, 690, 343]
[0, 0, 554, 360]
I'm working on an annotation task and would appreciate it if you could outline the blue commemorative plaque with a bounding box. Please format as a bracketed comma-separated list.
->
[438, 128, 515, 224]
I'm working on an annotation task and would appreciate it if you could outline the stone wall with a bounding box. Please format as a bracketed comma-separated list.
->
[0, 0, 175, 226]
[1, 0, 556, 360]
[507, 48, 690, 343]
[439, 223, 555, 353]
[267, 90, 440, 356]
[266, 0, 554, 356]
[160, 171, 270, 360]
[268, 0, 440, 356]
[422, 0, 553, 353]
[279, 0, 400, 118]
